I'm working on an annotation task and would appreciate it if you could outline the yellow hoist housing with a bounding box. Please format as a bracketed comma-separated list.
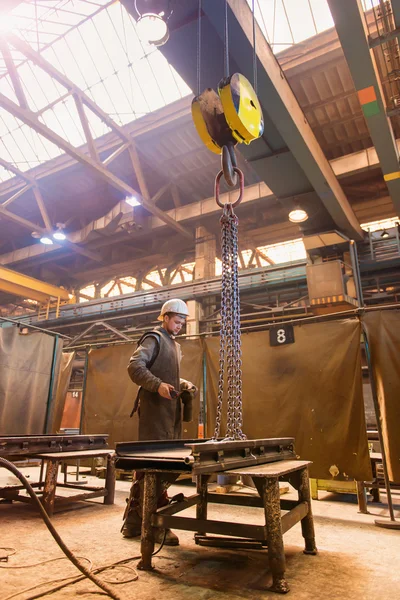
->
[191, 73, 264, 154]
[218, 73, 264, 144]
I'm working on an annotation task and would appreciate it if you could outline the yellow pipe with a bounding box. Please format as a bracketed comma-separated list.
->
[0, 265, 70, 302]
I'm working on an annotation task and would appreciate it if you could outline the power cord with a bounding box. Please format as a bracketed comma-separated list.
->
[0, 457, 167, 600]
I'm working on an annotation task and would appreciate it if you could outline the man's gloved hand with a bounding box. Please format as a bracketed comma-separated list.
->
[180, 379, 198, 422]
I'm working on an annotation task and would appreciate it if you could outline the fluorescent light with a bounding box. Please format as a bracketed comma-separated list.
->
[40, 237, 53, 245]
[53, 231, 66, 241]
[288, 208, 308, 223]
[136, 14, 169, 46]
[126, 196, 140, 207]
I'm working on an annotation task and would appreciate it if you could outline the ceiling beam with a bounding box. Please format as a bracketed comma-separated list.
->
[222, 0, 363, 240]
[327, 0, 400, 217]
[0, 38, 29, 109]
[3, 33, 192, 240]
[0, 90, 192, 240]
[0, 182, 273, 266]
[0, 203, 47, 234]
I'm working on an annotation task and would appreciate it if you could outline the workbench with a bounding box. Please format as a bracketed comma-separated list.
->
[116, 438, 317, 594]
[0, 434, 115, 515]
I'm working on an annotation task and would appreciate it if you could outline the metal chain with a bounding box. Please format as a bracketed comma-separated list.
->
[213, 203, 246, 441]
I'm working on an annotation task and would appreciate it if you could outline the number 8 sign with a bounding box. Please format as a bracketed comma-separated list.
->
[269, 324, 295, 347]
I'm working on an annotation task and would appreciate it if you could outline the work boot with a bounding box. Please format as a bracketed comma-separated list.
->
[154, 529, 180, 546]
[122, 507, 142, 538]
[123, 522, 179, 546]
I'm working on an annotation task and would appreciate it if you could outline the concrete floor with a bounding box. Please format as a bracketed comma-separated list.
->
[1, 465, 400, 600]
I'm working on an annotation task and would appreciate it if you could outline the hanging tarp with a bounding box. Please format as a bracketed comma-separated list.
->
[205, 318, 371, 481]
[82, 339, 203, 447]
[0, 327, 55, 435]
[363, 310, 400, 482]
[47, 351, 75, 433]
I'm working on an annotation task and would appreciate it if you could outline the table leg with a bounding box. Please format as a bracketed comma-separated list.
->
[42, 460, 59, 517]
[138, 472, 158, 571]
[196, 474, 208, 537]
[298, 467, 318, 555]
[356, 481, 369, 514]
[104, 453, 115, 505]
[262, 477, 290, 594]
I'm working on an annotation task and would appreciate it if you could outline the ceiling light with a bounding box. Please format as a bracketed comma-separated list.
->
[381, 229, 389, 238]
[40, 236, 53, 245]
[31, 231, 41, 239]
[288, 208, 308, 223]
[136, 13, 169, 45]
[53, 230, 66, 241]
[126, 196, 140, 207]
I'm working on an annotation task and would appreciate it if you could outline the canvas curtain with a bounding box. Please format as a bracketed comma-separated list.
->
[205, 318, 371, 481]
[82, 339, 203, 447]
[363, 310, 400, 482]
[0, 327, 55, 435]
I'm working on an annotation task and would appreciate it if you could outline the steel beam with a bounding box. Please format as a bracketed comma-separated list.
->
[157, 0, 362, 239]
[327, 0, 400, 216]
[224, 0, 363, 239]
[0, 91, 191, 240]
[0, 204, 47, 234]
[0, 182, 273, 266]
[0, 39, 29, 109]
[2, 34, 192, 240]
[0, 265, 70, 302]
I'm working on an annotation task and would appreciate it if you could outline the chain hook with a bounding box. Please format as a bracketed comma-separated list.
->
[215, 167, 244, 209]
[222, 143, 237, 187]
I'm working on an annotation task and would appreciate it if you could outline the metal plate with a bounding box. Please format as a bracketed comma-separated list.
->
[115, 437, 296, 474]
[0, 434, 109, 457]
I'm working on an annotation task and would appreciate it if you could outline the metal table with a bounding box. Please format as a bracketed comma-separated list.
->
[0, 434, 109, 457]
[0, 434, 114, 515]
[116, 438, 317, 594]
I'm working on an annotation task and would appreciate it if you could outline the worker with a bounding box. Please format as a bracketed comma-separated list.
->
[122, 298, 198, 545]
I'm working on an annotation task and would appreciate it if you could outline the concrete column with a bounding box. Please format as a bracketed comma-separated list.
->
[186, 300, 202, 337]
[194, 226, 216, 280]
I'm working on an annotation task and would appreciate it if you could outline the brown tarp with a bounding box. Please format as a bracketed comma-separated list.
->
[48, 351, 75, 433]
[0, 327, 55, 435]
[205, 319, 371, 481]
[363, 310, 400, 482]
[82, 339, 203, 447]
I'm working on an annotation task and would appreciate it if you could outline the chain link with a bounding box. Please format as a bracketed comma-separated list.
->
[212, 202, 246, 441]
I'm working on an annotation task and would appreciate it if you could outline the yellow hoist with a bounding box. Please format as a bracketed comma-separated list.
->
[191, 0, 263, 189]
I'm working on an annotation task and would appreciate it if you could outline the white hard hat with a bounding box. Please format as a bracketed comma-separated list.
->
[157, 299, 189, 321]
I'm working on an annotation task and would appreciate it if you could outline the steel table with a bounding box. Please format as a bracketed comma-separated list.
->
[116, 438, 317, 594]
[0, 434, 114, 515]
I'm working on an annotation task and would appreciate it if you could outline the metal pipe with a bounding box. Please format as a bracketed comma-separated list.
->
[79, 349, 89, 434]
[0, 315, 70, 338]
[44, 335, 59, 434]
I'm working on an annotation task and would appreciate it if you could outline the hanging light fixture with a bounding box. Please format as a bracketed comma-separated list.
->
[126, 195, 140, 207]
[53, 224, 67, 241]
[288, 208, 309, 223]
[40, 236, 53, 245]
[133, 0, 172, 46]
[381, 229, 389, 239]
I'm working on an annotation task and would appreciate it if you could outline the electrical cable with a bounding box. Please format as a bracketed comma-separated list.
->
[0, 457, 122, 600]
[9, 531, 167, 600]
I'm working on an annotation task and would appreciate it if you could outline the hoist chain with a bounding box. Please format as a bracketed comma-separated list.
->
[213, 169, 246, 441]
